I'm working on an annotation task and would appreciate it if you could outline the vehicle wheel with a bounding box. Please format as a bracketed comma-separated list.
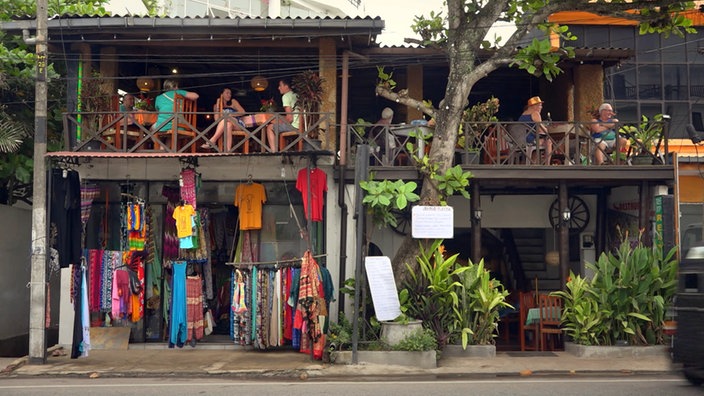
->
[684, 368, 704, 386]
[548, 196, 589, 233]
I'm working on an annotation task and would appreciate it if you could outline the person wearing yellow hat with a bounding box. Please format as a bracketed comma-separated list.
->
[518, 96, 552, 163]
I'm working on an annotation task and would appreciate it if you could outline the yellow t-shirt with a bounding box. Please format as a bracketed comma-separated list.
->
[234, 183, 267, 230]
[172, 204, 196, 238]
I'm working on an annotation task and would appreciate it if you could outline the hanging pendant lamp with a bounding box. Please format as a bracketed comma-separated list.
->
[250, 51, 268, 92]
[251, 75, 268, 92]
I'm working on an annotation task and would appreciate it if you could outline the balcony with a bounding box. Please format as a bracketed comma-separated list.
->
[346, 120, 671, 169]
[62, 110, 333, 155]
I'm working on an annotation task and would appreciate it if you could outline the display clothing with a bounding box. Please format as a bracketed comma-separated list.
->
[173, 203, 196, 238]
[234, 182, 267, 230]
[296, 167, 327, 222]
[180, 168, 198, 209]
[169, 261, 188, 348]
[51, 169, 82, 268]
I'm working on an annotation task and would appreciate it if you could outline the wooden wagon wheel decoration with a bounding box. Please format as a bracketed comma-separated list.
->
[548, 196, 589, 233]
[390, 206, 412, 236]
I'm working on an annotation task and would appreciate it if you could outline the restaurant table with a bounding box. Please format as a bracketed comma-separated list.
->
[242, 113, 274, 128]
[134, 110, 157, 127]
[388, 125, 434, 163]
[547, 124, 584, 165]
[525, 306, 562, 326]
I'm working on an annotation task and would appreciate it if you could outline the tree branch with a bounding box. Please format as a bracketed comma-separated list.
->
[375, 85, 437, 119]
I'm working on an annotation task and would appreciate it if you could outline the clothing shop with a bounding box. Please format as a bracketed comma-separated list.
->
[50, 154, 334, 360]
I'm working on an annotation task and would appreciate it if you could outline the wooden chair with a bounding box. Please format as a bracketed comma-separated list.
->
[483, 125, 513, 164]
[100, 95, 142, 150]
[519, 291, 538, 351]
[156, 94, 198, 153]
[215, 96, 250, 153]
[278, 111, 304, 152]
[538, 294, 563, 351]
[498, 292, 519, 342]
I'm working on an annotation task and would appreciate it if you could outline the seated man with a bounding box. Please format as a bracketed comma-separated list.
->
[120, 93, 138, 127]
[266, 78, 299, 152]
[590, 103, 628, 165]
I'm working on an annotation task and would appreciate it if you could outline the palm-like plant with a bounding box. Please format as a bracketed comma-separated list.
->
[0, 109, 28, 153]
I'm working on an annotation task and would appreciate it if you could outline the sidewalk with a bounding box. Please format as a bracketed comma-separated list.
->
[0, 344, 677, 379]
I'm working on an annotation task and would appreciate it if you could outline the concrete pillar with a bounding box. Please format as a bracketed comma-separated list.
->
[319, 38, 337, 150]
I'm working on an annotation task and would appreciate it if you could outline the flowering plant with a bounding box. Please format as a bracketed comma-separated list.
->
[260, 98, 276, 112]
[135, 94, 154, 111]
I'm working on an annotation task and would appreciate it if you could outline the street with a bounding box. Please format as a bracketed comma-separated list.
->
[0, 375, 700, 396]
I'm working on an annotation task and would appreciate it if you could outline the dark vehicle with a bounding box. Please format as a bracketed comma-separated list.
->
[673, 243, 704, 386]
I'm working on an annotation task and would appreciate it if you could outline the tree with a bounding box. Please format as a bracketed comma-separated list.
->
[374, 0, 696, 280]
[0, 0, 110, 204]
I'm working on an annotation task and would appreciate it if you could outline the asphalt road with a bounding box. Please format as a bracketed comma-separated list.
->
[0, 375, 700, 396]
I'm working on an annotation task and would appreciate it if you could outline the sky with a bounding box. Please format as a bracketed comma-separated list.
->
[356, 1, 515, 47]
[356, 1, 446, 46]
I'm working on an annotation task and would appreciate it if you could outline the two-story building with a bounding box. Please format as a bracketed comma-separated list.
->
[1, 8, 701, 354]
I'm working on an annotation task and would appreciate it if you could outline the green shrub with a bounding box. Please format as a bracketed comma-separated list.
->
[402, 239, 511, 348]
[554, 231, 678, 346]
[392, 328, 438, 352]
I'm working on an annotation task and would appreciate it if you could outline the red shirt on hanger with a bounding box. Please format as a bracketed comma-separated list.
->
[296, 167, 327, 222]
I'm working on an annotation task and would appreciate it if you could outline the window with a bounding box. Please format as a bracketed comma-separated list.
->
[638, 65, 662, 99]
[664, 65, 688, 100]
[637, 34, 660, 62]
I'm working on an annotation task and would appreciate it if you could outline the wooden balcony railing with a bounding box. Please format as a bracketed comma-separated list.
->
[63, 110, 333, 154]
[347, 119, 670, 168]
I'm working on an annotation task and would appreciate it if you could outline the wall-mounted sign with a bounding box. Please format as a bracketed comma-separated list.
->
[411, 205, 454, 239]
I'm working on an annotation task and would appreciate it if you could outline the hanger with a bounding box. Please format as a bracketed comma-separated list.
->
[247, 174, 253, 184]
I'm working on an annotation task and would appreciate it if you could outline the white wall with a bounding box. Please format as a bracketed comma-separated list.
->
[0, 205, 31, 340]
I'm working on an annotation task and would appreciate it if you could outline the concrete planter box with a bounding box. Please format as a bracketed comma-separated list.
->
[442, 344, 496, 358]
[330, 350, 437, 369]
[565, 342, 669, 358]
[380, 320, 423, 346]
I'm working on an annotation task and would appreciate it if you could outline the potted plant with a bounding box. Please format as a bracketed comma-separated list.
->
[619, 114, 664, 164]
[291, 70, 325, 146]
[460, 97, 500, 164]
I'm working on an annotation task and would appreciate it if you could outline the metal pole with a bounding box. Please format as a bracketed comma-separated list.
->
[29, 0, 49, 364]
[351, 144, 369, 364]
[559, 182, 569, 287]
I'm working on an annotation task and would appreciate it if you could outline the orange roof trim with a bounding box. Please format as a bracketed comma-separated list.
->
[550, 9, 704, 27]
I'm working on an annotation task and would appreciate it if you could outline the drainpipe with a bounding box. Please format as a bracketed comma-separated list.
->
[339, 51, 350, 166]
[337, 165, 348, 315]
[559, 182, 569, 288]
[337, 50, 352, 310]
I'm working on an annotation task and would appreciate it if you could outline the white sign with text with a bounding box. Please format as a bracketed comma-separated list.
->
[364, 256, 401, 321]
[411, 205, 454, 239]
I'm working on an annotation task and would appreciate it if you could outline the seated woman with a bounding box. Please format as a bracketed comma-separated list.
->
[202, 87, 247, 151]
[518, 96, 552, 163]
[590, 103, 628, 165]
[153, 79, 199, 148]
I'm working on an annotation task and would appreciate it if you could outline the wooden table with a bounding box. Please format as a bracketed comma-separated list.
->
[548, 124, 580, 164]
[134, 111, 157, 126]
[525, 307, 562, 326]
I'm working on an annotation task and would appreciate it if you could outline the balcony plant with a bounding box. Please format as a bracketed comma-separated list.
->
[291, 70, 325, 141]
[618, 114, 664, 162]
[459, 97, 500, 161]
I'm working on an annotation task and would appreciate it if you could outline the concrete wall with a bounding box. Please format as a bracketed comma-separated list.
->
[0, 205, 31, 355]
